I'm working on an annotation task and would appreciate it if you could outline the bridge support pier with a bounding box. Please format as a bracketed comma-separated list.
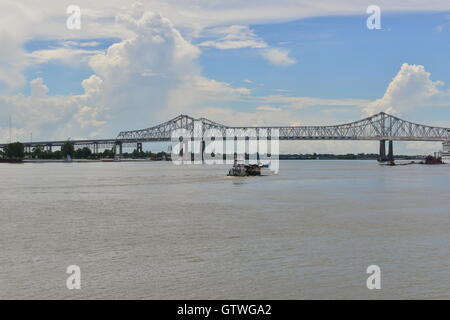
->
[202, 139, 205, 163]
[378, 140, 387, 162]
[223, 137, 226, 162]
[378, 140, 394, 162]
[137, 143, 143, 153]
[388, 140, 394, 162]
[190, 137, 194, 162]
[114, 142, 122, 157]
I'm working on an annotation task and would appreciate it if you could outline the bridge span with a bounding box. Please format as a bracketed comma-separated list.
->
[1, 112, 449, 161]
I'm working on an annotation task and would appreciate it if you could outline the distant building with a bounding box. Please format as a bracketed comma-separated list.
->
[442, 141, 450, 162]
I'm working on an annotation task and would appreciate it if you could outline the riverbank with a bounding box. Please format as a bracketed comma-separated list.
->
[21, 158, 168, 163]
[0, 158, 23, 163]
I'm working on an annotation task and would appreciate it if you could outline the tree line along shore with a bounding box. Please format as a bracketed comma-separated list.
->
[0, 142, 169, 160]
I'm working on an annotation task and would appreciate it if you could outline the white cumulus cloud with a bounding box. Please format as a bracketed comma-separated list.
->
[0, 5, 250, 142]
[260, 48, 296, 66]
[365, 63, 446, 115]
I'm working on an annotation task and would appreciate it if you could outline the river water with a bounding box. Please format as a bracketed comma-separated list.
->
[0, 160, 449, 299]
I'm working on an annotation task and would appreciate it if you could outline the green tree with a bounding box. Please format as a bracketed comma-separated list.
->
[61, 142, 75, 158]
[32, 145, 44, 159]
[53, 151, 63, 159]
[74, 147, 92, 159]
[5, 142, 25, 159]
[132, 149, 145, 158]
[102, 149, 114, 159]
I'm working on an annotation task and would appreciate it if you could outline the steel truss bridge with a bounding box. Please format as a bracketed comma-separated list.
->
[116, 111, 450, 142]
[1, 112, 449, 159]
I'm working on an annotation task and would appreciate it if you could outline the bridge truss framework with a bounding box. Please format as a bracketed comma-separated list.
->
[116, 112, 450, 142]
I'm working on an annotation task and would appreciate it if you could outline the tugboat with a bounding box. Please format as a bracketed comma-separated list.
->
[227, 160, 263, 176]
[421, 154, 445, 165]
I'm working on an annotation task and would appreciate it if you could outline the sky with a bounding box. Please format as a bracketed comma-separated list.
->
[1, 1, 450, 154]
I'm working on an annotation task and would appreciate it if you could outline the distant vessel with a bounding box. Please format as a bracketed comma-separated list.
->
[422, 155, 445, 165]
[227, 160, 270, 176]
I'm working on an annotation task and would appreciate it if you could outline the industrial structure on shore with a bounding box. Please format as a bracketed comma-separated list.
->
[442, 141, 450, 162]
[1, 112, 449, 162]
